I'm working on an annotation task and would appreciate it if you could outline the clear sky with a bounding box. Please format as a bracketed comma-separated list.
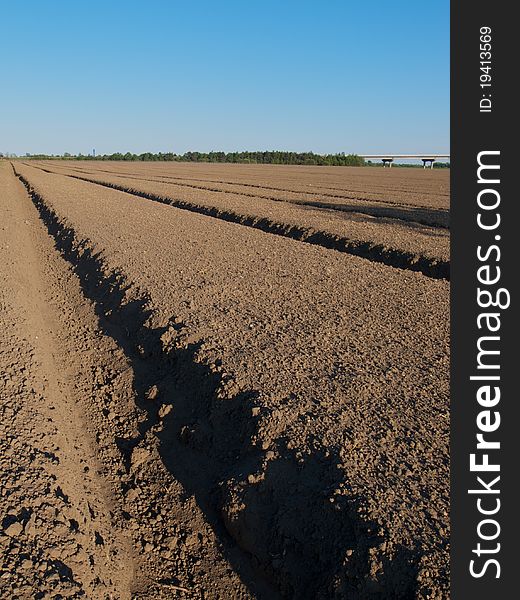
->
[1, 0, 449, 156]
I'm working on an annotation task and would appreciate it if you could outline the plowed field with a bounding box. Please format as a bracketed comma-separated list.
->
[1, 161, 449, 599]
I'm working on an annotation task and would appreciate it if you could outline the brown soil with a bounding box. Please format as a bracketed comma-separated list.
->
[28, 162, 450, 279]
[1, 161, 449, 599]
[39, 161, 450, 211]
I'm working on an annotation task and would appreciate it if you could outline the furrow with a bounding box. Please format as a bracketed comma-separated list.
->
[25, 166, 449, 280]
[13, 163, 450, 600]
[33, 162, 450, 228]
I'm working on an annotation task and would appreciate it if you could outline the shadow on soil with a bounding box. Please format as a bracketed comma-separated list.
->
[22, 163, 450, 280]
[18, 169, 422, 599]
[84, 169, 451, 229]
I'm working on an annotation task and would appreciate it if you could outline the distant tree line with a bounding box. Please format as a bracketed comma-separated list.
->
[20, 151, 366, 166]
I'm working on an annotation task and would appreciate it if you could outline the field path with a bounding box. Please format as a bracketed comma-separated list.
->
[0, 165, 136, 597]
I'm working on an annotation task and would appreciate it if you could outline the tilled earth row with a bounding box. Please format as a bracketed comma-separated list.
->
[29, 162, 450, 279]
[0, 165, 258, 599]
[39, 161, 450, 211]
[3, 161, 450, 598]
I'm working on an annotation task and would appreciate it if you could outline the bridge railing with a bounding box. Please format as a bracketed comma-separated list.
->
[360, 155, 450, 169]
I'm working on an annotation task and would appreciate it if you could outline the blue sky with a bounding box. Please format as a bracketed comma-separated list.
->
[1, 1, 449, 156]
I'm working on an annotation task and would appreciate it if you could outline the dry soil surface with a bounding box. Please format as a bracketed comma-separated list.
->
[32, 161, 450, 279]
[1, 161, 449, 599]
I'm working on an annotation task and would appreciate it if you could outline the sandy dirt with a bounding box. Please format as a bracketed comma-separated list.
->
[38, 161, 450, 211]
[29, 162, 450, 279]
[2, 161, 449, 599]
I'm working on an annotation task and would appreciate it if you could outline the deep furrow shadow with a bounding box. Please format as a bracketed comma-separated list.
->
[106, 170, 451, 228]
[15, 167, 423, 599]
[39, 163, 451, 228]
[51, 163, 450, 208]
[24, 164, 450, 280]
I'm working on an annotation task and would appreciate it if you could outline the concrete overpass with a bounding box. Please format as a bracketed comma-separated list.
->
[361, 154, 450, 169]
